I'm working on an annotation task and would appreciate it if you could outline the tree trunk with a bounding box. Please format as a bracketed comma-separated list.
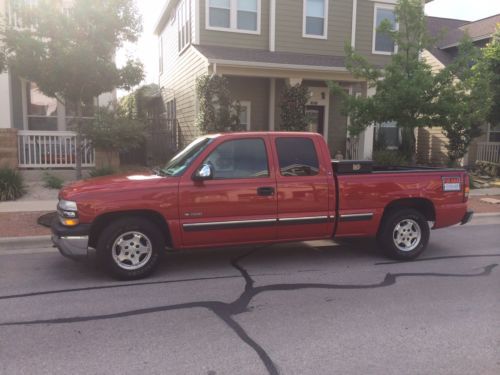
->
[401, 127, 417, 165]
[75, 102, 83, 180]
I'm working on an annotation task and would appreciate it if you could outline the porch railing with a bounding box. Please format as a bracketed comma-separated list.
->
[18, 130, 95, 169]
[476, 142, 500, 164]
[346, 136, 361, 160]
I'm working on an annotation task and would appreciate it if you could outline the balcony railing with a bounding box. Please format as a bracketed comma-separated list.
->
[476, 142, 500, 164]
[18, 130, 95, 169]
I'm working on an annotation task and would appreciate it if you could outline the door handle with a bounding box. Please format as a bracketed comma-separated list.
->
[257, 187, 275, 196]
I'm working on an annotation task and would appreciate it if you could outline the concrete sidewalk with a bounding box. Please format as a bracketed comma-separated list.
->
[0, 200, 58, 213]
[469, 187, 500, 197]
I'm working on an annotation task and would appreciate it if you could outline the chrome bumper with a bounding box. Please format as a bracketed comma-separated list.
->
[52, 235, 89, 260]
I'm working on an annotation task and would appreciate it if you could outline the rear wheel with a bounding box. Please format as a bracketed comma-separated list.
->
[98, 217, 164, 280]
[378, 209, 430, 260]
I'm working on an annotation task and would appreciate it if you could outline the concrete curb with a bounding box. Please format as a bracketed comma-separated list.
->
[0, 235, 52, 251]
[1, 213, 500, 252]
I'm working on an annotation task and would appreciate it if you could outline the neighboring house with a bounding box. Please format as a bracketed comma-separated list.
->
[155, 0, 433, 159]
[0, 0, 116, 169]
[419, 14, 500, 166]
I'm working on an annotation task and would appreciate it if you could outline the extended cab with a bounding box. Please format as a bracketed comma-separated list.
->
[52, 132, 473, 279]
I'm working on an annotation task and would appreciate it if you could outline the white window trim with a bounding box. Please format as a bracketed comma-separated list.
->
[372, 3, 398, 55]
[302, 0, 329, 40]
[488, 123, 500, 143]
[206, 0, 261, 35]
[239, 101, 251, 131]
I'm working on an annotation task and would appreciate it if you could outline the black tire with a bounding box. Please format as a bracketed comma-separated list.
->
[378, 208, 430, 260]
[97, 217, 164, 280]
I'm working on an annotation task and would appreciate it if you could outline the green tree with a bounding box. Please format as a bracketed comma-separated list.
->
[330, 0, 437, 161]
[433, 37, 492, 165]
[195, 75, 242, 133]
[0, 0, 144, 179]
[119, 84, 160, 120]
[279, 84, 310, 131]
[481, 26, 500, 127]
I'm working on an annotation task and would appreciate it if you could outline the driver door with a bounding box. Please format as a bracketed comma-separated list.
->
[179, 136, 278, 248]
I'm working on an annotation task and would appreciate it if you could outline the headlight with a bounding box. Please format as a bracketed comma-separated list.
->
[58, 200, 78, 211]
[58, 200, 79, 226]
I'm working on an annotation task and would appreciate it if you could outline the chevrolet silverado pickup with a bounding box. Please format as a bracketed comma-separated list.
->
[52, 132, 473, 279]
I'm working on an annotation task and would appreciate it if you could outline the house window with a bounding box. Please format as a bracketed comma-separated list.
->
[373, 5, 397, 54]
[377, 121, 400, 149]
[489, 124, 500, 143]
[303, 0, 328, 39]
[26, 82, 58, 131]
[238, 101, 251, 130]
[178, 0, 191, 53]
[207, 0, 260, 33]
[165, 99, 177, 120]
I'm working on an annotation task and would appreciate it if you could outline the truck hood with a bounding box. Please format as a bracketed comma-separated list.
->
[60, 173, 175, 200]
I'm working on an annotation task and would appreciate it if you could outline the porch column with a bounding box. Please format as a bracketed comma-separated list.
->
[358, 86, 375, 160]
[0, 72, 13, 129]
[269, 78, 276, 131]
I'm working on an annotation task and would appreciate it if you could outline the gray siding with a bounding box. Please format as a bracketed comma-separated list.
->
[226, 76, 270, 131]
[275, 0, 352, 56]
[199, 0, 270, 50]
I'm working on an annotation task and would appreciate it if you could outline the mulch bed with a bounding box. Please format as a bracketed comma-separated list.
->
[468, 195, 500, 214]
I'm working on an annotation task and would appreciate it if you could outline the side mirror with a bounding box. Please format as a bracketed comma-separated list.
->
[193, 164, 214, 181]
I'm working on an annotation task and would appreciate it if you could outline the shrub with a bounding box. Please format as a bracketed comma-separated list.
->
[89, 166, 116, 178]
[42, 172, 64, 190]
[279, 84, 310, 131]
[372, 150, 409, 167]
[0, 167, 25, 201]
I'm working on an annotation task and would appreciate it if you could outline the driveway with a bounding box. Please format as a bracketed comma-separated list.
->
[1, 216, 499, 375]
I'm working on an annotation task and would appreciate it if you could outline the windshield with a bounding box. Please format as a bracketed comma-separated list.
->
[161, 137, 213, 176]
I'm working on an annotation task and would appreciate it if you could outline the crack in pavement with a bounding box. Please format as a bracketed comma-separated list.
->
[0, 247, 498, 375]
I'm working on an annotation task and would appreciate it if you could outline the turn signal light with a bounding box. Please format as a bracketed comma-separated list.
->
[60, 218, 79, 227]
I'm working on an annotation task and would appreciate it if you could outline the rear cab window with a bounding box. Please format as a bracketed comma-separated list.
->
[275, 137, 320, 177]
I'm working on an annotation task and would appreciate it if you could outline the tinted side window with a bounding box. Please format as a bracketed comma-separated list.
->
[204, 139, 269, 179]
[276, 138, 319, 177]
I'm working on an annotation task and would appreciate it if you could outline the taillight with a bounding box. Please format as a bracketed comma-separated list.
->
[464, 174, 470, 202]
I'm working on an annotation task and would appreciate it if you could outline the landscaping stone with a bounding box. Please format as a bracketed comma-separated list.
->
[479, 197, 500, 205]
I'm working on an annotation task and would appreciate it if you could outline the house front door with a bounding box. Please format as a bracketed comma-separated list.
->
[306, 106, 325, 136]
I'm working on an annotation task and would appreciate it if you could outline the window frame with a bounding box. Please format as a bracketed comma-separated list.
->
[372, 3, 398, 55]
[201, 137, 270, 180]
[302, 0, 329, 40]
[206, 0, 261, 35]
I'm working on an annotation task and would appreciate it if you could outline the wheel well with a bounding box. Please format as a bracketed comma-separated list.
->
[381, 198, 436, 224]
[89, 210, 172, 249]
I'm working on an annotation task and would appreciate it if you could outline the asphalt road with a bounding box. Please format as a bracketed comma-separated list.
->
[1, 217, 499, 375]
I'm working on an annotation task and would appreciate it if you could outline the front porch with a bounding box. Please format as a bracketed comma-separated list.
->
[220, 74, 374, 160]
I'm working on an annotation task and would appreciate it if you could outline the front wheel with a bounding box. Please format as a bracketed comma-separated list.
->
[97, 217, 164, 280]
[378, 209, 430, 260]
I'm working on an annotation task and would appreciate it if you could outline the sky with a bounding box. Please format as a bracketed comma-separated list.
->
[120, 0, 500, 90]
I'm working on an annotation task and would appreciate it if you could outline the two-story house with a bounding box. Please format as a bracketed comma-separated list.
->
[155, 0, 429, 159]
[0, 0, 115, 169]
[418, 14, 500, 166]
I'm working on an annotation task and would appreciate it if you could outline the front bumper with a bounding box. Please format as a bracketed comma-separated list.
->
[51, 220, 91, 260]
[461, 210, 474, 225]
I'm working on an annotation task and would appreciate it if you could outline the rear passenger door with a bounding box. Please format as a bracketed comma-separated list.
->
[273, 136, 331, 241]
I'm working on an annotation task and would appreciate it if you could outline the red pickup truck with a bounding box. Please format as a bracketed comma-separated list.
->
[52, 132, 472, 279]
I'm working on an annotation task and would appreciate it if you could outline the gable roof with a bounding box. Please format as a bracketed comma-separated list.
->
[438, 14, 500, 49]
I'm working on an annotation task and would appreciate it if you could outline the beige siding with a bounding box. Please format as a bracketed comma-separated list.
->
[199, 0, 270, 49]
[226, 76, 270, 131]
[160, 46, 208, 147]
[417, 127, 449, 166]
[421, 49, 445, 74]
[275, 0, 352, 55]
[355, 0, 392, 66]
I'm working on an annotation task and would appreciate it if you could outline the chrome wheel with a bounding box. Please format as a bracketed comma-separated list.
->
[392, 219, 422, 252]
[112, 231, 153, 270]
